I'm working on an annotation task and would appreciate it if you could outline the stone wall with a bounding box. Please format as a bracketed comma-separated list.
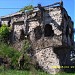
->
[34, 47, 60, 74]
[27, 6, 74, 74]
[34, 46, 70, 74]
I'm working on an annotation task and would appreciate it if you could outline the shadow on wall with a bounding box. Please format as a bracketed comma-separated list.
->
[44, 24, 54, 37]
[34, 26, 42, 40]
[53, 46, 75, 73]
[34, 24, 54, 40]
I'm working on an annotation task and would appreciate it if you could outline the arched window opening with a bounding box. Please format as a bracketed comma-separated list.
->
[8, 20, 11, 27]
[44, 24, 54, 37]
[34, 26, 42, 40]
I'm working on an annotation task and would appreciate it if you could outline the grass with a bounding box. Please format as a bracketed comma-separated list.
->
[0, 69, 49, 75]
[0, 69, 75, 75]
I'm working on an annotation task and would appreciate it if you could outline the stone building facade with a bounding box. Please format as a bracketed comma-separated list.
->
[1, 1, 74, 74]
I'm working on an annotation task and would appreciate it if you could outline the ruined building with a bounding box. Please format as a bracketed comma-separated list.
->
[1, 1, 74, 74]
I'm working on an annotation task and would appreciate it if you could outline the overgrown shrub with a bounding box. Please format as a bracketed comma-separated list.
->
[21, 40, 36, 70]
[22, 40, 31, 53]
[0, 43, 21, 69]
[0, 24, 10, 42]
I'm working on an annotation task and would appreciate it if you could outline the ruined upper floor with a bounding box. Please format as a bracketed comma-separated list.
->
[0, 1, 74, 49]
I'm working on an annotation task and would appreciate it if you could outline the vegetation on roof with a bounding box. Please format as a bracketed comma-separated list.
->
[19, 5, 34, 12]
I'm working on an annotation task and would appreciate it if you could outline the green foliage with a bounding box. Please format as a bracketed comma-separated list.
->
[19, 5, 33, 12]
[0, 24, 10, 42]
[21, 40, 33, 70]
[20, 39, 37, 71]
[0, 69, 51, 75]
[22, 40, 30, 53]
[0, 43, 21, 69]
[23, 53, 32, 70]
[1, 69, 74, 75]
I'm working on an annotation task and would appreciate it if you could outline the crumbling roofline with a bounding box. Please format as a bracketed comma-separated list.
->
[24, 1, 63, 16]
[1, 12, 22, 19]
[34, 1, 63, 9]
[1, 1, 63, 18]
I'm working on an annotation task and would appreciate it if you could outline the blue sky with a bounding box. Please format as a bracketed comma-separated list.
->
[0, 0, 74, 22]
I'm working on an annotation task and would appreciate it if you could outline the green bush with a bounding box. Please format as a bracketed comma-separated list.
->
[0, 24, 10, 42]
[21, 40, 35, 70]
[0, 43, 21, 69]
[22, 40, 31, 53]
